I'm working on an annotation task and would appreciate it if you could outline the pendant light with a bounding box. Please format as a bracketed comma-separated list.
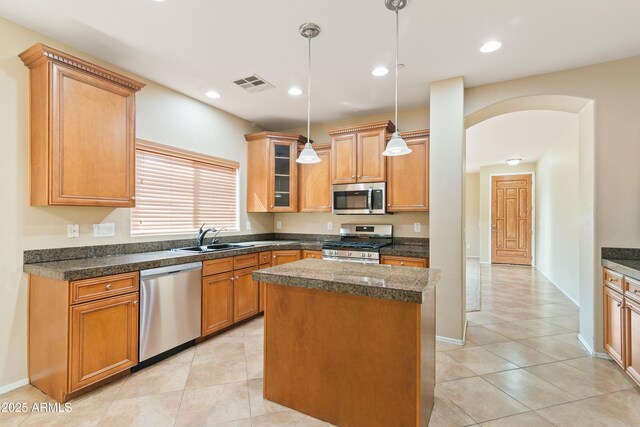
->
[296, 23, 321, 164]
[382, 0, 412, 157]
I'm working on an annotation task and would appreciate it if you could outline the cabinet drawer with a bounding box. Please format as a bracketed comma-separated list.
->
[259, 251, 272, 265]
[380, 255, 428, 268]
[302, 250, 323, 259]
[625, 276, 640, 303]
[203, 258, 234, 276]
[70, 272, 139, 305]
[604, 268, 624, 292]
[234, 253, 259, 270]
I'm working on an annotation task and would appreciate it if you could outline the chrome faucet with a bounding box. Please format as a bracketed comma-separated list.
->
[197, 224, 218, 246]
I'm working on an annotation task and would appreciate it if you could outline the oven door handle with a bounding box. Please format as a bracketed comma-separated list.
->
[367, 187, 373, 213]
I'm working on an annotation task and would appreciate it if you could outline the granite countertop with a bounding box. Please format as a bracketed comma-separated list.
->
[24, 240, 429, 282]
[253, 258, 439, 304]
[602, 259, 640, 282]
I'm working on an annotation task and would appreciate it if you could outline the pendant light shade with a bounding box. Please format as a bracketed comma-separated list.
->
[382, 0, 412, 157]
[296, 23, 321, 164]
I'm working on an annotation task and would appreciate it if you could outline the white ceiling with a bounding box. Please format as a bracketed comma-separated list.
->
[2, 0, 640, 129]
[466, 110, 577, 172]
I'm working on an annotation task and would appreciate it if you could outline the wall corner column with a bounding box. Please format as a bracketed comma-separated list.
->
[430, 77, 466, 341]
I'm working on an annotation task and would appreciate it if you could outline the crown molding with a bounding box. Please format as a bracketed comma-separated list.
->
[326, 120, 395, 136]
[244, 131, 310, 144]
[385, 129, 430, 141]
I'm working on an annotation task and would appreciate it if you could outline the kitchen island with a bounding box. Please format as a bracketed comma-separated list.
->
[252, 259, 440, 427]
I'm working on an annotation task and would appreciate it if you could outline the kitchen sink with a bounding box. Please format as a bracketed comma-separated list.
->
[172, 243, 254, 253]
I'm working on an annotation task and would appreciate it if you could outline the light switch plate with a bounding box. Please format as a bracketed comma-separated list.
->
[414, 223, 421, 233]
[67, 224, 79, 238]
[276, 221, 282, 230]
[327, 221, 333, 231]
[246, 221, 252, 230]
[93, 223, 115, 237]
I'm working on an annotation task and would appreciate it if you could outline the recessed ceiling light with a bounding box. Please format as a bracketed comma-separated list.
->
[372, 66, 389, 77]
[288, 87, 303, 96]
[505, 158, 522, 166]
[480, 40, 502, 53]
[205, 90, 221, 99]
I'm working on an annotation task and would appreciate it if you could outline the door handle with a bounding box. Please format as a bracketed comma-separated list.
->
[367, 187, 373, 213]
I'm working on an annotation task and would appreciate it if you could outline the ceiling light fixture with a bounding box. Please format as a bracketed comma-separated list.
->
[372, 66, 389, 77]
[288, 87, 303, 96]
[382, 0, 412, 157]
[205, 90, 221, 99]
[480, 40, 502, 53]
[505, 158, 522, 166]
[296, 23, 321, 164]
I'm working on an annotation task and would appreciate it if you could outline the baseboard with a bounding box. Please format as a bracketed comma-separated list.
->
[533, 266, 580, 307]
[479, 261, 491, 264]
[0, 378, 28, 395]
[436, 320, 468, 346]
[594, 351, 612, 360]
[576, 334, 610, 359]
[466, 256, 480, 259]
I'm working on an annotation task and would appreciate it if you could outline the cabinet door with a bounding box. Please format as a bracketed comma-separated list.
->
[302, 250, 323, 259]
[259, 262, 272, 313]
[202, 272, 234, 336]
[51, 64, 135, 207]
[387, 135, 429, 212]
[331, 134, 357, 184]
[381, 255, 429, 268]
[299, 145, 332, 212]
[603, 286, 625, 368]
[233, 267, 260, 322]
[357, 129, 386, 182]
[626, 297, 640, 385]
[69, 293, 138, 392]
[272, 250, 301, 266]
[269, 139, 298, 212]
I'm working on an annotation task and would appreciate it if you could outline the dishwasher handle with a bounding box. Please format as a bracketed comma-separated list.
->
[140, 262, 202, 278]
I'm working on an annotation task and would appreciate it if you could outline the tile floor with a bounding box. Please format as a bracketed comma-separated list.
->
[1, 263, 639, 426]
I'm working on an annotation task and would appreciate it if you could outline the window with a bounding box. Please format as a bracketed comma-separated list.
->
[131, 140, 239, 236]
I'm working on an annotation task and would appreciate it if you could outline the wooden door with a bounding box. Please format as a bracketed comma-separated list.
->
[386, 132, 429, 212]
[626, 297, 640, 384]
[357, 129, 386, 182]
[69, 293, 138, 392]
[604, 286, 625, 367]
[259, 261, 272, 313]
[269, 139, 298, 212]
[491, 174, 532, 265]
[381, 255, 429, 268]
[272, 250, 301, 266]
[52, 64, 135, 207]
[202, 272, 234, 336]
[299, 144, 332, 212]
[331, 134, 357, 184]
[233, 267, 259, 322]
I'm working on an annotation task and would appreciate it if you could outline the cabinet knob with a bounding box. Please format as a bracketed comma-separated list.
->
[617, 302, 622, 307]
[400, 262, 404, 266]
[131, 196, 136, 200]
[105, 283, 112, 289]
[235, 276, 239, 280]
[230, 277, 234, 281]
[352, 175, 355, 178]
[273, 255, 276, 258]
[133, 301, 138, 305]
[634, 289, 638, 294]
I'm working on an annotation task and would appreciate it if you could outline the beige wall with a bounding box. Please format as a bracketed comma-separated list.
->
[275, 107, 430, 237]
[536, 120, 580, 304]
[465, 173, 480, 257]
[0, 17, 269, 390]
[478, 163, 538, 263]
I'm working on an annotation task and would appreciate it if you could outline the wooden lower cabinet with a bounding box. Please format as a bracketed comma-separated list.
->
[603, 285, 625, 367]
[626, 297, 640, 384]
[302, 250, 323, 259]
[272, 250, 301, 266]
[29, 272, 139, 402]
[381, 255, 429, 268]
[202, 272, 235, 336]
[233, 266, 260, 322]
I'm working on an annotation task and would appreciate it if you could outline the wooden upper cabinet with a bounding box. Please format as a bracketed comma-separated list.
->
[245, 132, 307, 212]
[386, 130, 430, 212]
[328, 121, 395, 184]
[19, 43, 144, 207]
[299, 142, 332, 212]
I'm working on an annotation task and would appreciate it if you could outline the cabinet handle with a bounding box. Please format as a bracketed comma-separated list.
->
[133, 301, 138, 305]
[105, 283, 112, 289]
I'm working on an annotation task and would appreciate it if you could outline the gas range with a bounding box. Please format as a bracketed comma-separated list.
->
[322, 224, 392, 264]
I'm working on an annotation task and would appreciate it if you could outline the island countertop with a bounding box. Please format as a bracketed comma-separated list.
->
[252, 258, 440, 304]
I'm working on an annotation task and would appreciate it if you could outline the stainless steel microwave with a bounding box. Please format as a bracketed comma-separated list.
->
[332, 182, 386, 215]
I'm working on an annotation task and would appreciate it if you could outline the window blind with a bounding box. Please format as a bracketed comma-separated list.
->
[131, 142, 239, 236]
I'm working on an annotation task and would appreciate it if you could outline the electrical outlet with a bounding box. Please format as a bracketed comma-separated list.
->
[276, 221, 282, 230]
[327, 221, 333, 231]
[246, 221, 252, 231]
[414, 223, 421, 233]
[93, 223, 115, 237]
[67, 224, 79, 238]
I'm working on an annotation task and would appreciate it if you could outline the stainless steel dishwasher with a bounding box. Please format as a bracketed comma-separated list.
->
[139, 262, 202, 362]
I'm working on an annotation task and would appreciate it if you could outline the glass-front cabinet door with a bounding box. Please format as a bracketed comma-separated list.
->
[269, 139, 297, 212]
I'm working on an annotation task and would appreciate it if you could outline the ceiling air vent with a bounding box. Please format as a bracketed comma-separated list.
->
[233, 74, 275, 93]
